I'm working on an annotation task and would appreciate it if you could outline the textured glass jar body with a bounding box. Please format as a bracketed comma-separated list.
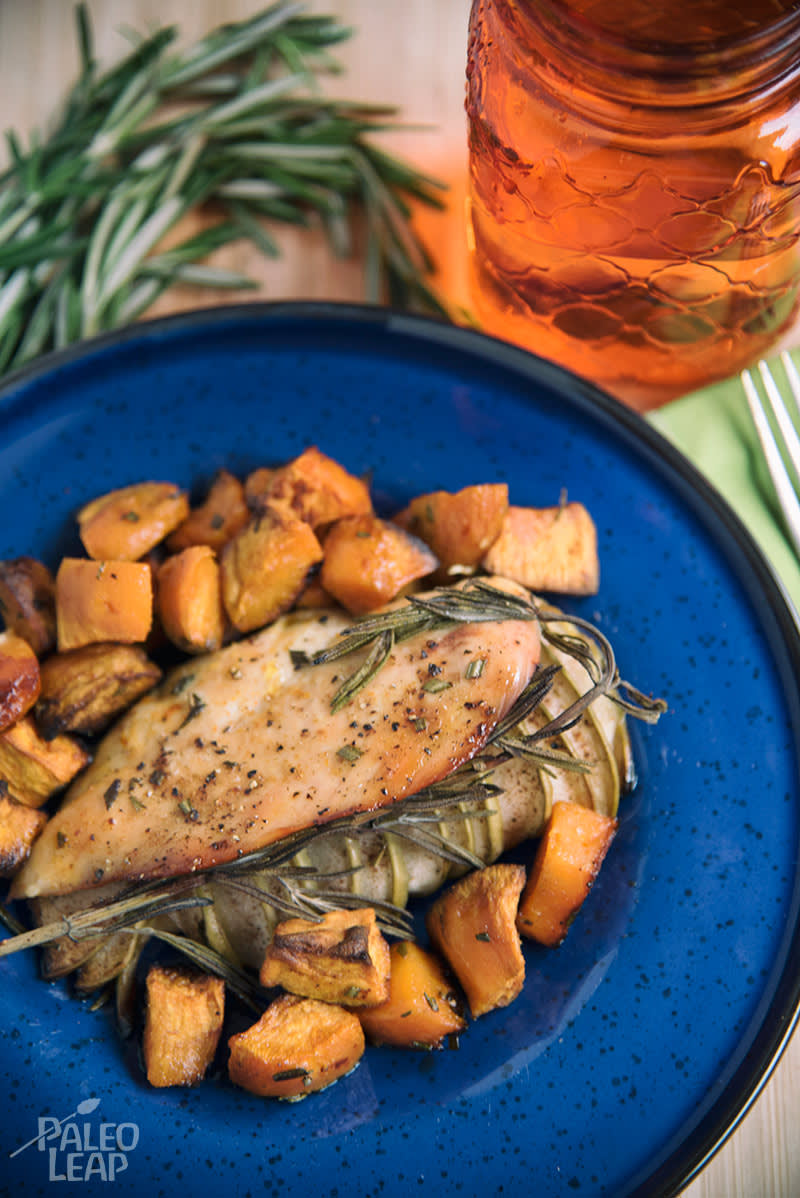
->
[466, 0, 800, 408]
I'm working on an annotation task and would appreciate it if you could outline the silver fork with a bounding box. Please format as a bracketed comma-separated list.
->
[741, 351, 800, 561]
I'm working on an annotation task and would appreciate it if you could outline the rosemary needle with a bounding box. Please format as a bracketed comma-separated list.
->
[0, 2, 450, 373]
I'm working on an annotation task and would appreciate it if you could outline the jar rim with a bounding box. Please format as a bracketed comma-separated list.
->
[514, 0, 800, 104]
[531, 0, 800, 60]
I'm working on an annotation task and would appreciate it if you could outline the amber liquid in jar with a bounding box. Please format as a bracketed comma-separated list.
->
[466, 0, 800, 409]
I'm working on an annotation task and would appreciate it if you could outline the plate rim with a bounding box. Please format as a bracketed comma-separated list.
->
[2, 298, 800, 1197]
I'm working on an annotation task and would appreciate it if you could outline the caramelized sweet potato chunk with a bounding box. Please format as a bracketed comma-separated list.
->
[78, 481, 189, 561]
[0, 715, 90, 807]
[517, 800, 617, 947]
[143, 965, 225, 1087]
[35, 642, 162, 739]
[394, 483, 508, 572]
[426, 863, 526, 1018]
[482, 502, 599, 595]
[248, 446, 372, 528]
[320, 514, 438, 614]
[0, 556, 56, 655]
[358, 940, 466, 1048]
[167, 470, 250, 553]
[0, 789, 47, 876]
[220, 506, 323, 633]
[228, 993, 365, 1099]
[156, 545, 225, 654]
[260, 907, 390, 1006]
[0, 630, 41, 733]
[56, 558, 153, 650]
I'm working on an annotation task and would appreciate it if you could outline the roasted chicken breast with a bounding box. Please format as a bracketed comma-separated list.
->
[13, 591, 540, 899]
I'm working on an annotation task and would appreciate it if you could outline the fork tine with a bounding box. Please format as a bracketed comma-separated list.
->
[759, 357, 800, 479]
[781, 349, 800, 405]
[741, 364, 800, 562]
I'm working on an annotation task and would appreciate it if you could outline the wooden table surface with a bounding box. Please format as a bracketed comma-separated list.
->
[2, 3, 799, 1195]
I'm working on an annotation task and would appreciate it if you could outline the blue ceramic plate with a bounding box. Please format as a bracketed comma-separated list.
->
[1, 304, 799, 1198]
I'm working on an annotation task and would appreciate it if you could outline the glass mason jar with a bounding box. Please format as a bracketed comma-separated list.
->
[465, 0, 800, 409]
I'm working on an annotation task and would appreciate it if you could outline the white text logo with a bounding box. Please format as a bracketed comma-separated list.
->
[10, 1097, 139, 1182]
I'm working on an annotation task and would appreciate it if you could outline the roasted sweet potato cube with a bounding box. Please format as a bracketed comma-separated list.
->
[167, 470, 250, 553]
[249, 447, 372, 528]
[393, 483, 508, 572]
[260, 907, 391, 1006]
[0, 790, 47, 876]
[156, 545, 225, 654]
[143, 965, 225, 1087]
[220, 506, 323, 633]
[0, 630, 41, 733]
[228, 993, 365, 1099]
[426, 863, 526, 1018]
[56, 558, 153, 650]
[0, 556, 56, 655]
[78, 481, 190, 561]
[517, 801, 617, 947]
[482, 502, 599, 595]
[358, 940, 466, 1048]
[320, 514, 438, 614]
[35, 642, 161, 739]
[0, 715, 90, 807]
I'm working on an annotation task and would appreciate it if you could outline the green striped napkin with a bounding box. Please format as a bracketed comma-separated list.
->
[648, 348, 800, 612]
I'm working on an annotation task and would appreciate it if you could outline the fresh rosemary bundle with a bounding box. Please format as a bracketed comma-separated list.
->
[0, 1, 450, 375]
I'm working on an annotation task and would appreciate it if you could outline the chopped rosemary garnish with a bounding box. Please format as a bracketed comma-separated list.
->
[422, 678, 453, 694]
[104, 779, 121, 810]
[0, 2, 449, 375]
[336, 744, 363, 762]
[273, 1067, 310, 1082]
[177, 692, 207, 729]
[465, 657, 486, 679]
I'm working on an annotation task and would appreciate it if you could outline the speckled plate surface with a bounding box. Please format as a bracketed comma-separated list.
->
[1, 303, 799, 1198]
